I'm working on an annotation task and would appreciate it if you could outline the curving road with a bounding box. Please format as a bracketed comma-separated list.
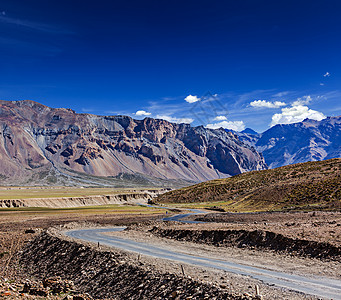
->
[65, 209, 341, 299]
[66, 227, 341, 299]
[137, 203, 206, 223]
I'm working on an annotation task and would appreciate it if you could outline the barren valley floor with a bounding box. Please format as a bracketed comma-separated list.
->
[1, 203, 340, 299]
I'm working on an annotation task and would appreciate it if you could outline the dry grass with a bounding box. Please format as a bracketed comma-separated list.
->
[0, 204, 167, 217]
[157, 158, 341, 212]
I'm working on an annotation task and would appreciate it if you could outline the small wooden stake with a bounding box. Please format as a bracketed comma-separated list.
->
[181, 265, 185, 276]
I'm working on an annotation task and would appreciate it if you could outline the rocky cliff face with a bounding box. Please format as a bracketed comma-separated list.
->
[0, 100, 266, 185]
[236, 116, 341, 169]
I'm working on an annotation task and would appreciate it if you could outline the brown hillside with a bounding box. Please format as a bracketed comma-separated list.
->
[0, 100, 266, 186]
[156, 158, 341, 211]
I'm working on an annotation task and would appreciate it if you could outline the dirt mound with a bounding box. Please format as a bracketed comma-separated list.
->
[150, 227, 341, 261]
[19, 231, 252, 300]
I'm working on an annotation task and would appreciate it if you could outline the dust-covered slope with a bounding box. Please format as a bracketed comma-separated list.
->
[156, 158, 341, 211]
[0, 100, 266, 186]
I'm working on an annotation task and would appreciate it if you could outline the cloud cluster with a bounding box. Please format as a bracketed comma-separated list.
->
[156, 115, 194, 124]
[214, 115, 227, 121]
[292, 95, 312, 106]
[324, 72, 330, 77]
[270, 104, 326, 127]
[206, 120, 245, 131]
[250, 100, 286, 108]
[273, 91, 290, 97]
[184, 95, 200, 103]
[135, 110, 151, 116]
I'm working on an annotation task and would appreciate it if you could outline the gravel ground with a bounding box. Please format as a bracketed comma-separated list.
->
[0, 212, 165, 299]
[104, 223, 339, 299]
[1, 209, 340, 299]
[194, 211, 341, 247]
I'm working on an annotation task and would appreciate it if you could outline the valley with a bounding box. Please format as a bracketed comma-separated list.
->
[0, 157, 340, 299]
[0, 102, 339, 299]
[2, 1, 340, 299]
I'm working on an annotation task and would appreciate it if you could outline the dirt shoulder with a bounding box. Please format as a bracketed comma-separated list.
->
[194, 210, 341, 247]
[146, 210, 341, 262]
[20, 228, 256, 300]
[2, 209, 340, 299]
[107, 222, 340, 292]
[0, 212, 165, 299]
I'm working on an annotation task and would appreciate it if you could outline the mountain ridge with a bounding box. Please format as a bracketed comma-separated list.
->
[234, 116, 341, 168]
[0, 100, 267, 186]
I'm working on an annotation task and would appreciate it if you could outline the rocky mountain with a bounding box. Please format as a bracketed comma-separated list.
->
[0, 100, 267, 186]
[241, 128, 258, 135]
[236, 116, 341, 169]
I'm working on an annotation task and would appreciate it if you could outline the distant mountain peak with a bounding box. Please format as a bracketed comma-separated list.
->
[241, 128, 258, 135]
[235, 116, 341, 169]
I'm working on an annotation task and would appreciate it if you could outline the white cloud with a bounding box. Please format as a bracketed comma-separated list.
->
[270, 104, 326, 127]
[156, 115, 194, 124]
[214, 115, 227, 121]
[250, 100, 286, 108]
[292, 95, 312, 106]
[323, 72, 330, 77]
[320, 83, 325, 86]
[273, 91, 290, 97]
[206, 120, 245, 132]
[135, 110, 151, 116]
[184, 95, 200, 103]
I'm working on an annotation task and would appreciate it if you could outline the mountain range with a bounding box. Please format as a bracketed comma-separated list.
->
[235, 116, 341, 168]
[0, 100, 266, 186]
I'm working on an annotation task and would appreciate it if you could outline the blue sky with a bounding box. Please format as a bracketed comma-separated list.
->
[0, 0, 340, 132]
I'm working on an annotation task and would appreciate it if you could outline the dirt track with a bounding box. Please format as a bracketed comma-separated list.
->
[20, 230, 253, 300]
[1, 209, 341, 299]
[64, 226, 341, 299]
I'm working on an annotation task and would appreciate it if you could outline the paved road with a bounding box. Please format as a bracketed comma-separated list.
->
[66, 227, 341, 299]
[137, 203, 205, 223]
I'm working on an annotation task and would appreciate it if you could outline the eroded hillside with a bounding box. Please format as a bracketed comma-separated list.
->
[0, 100, 266, 186]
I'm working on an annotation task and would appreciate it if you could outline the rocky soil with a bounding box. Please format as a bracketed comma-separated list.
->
[0, 211, 257, 299]
[147, 211, 341, 262]
[2, 209, 340, 299]
[19, 230, 255, 300]
[107, 220, 340, 299]
[150, 226, 341, 261]
[194, 210, 341, 247]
